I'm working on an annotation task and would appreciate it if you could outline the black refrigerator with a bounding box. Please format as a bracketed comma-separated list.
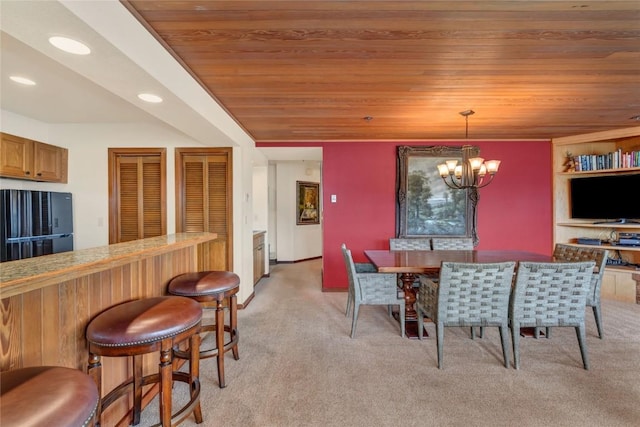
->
[0, 189, 73, 262]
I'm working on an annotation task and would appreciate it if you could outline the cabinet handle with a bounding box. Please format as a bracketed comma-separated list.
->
[37, 172, 42, 176]
[25, 171, 31, 175]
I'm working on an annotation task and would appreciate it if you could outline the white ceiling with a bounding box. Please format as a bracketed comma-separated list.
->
[0, 0, 321, 162]
[1, 32, 157, 124]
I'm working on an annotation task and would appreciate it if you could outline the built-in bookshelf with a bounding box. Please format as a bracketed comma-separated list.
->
[552, 127, 640, 303]
[569, 148, 639, 172]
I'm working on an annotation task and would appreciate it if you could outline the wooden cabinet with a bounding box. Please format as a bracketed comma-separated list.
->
[0, 132, 68, 182]
[552, 127, 640, 302]
[175, 147, 232, 271]
[108, 148, 167, 243]
[253, 231, 266, 285]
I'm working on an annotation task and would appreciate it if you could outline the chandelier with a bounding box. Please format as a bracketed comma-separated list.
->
[436, 110, 501, 189]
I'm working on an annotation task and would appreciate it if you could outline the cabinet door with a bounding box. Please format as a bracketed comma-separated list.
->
[108, 148, 166, 243]
[1, 132, 68, 182]
[33, 142, 68, 182]
[176, 148, 232, 270]
[253, 233, 265, 284]
[253, 236, 258, 284]
[0, 132, 33, 179]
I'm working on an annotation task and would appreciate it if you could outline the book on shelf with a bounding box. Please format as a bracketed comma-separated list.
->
[572, 148, 638, 172]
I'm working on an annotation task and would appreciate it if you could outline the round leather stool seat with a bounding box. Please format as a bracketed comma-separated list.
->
[1, 366, 99, 427]
[168, 271, 240, 388]
[86, 296, 203, 426]
[87, 296, 202, 351]
[168, 271, 240, 299]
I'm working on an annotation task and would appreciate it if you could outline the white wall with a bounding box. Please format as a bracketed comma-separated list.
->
[233, 144, 256, 303]
[252, 164, 269, 275]
[1, 109, 256, 305]
[274, 161, 322, 262]
[267, 164, 278, 260]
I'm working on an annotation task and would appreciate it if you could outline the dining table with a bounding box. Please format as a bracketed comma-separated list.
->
[363, 249, 554, 339]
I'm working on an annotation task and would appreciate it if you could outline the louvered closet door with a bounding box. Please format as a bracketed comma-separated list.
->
[109, 149, 166, 244]
[177, 148, 232, 271]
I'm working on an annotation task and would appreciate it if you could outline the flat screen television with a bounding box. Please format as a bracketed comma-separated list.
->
[570, 173, 640, 223]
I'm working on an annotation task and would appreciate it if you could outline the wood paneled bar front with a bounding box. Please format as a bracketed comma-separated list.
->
[0, 232, 218, 425]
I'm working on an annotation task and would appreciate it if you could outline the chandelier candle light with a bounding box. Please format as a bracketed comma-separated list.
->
[437, 110, 501, 189]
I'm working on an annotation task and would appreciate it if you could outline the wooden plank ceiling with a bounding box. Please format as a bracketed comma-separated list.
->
[123, 1, 640, 142]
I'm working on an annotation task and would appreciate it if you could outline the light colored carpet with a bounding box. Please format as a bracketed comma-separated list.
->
[140, 259, 640, 427]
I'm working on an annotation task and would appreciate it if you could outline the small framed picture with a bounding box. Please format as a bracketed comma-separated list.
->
[297, 181, 320, 225]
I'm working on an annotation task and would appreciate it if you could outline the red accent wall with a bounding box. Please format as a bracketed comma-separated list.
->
[257, 140, 552, 290]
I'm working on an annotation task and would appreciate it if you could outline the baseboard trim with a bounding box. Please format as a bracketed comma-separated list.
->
[272, 256, 322, 264]
[321, 286, 346, 293]
[239, 291, 255, 309]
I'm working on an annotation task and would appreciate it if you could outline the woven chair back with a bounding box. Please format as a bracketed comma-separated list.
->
[431, 238, 474, 250]
[552, 244, 608, 305]
[433, 261, 516, 326]
[511, 261, 595, 328]
[390, 238, 431, 250]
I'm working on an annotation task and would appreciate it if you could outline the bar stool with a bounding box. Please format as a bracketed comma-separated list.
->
[86, 296, 203, 427]
[167, 271, 240, 388]
[0, 366, 99, 427]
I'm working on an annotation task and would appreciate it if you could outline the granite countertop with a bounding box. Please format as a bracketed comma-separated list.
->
[0, 232, 217, 298]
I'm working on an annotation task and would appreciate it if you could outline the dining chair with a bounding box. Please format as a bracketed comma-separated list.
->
[431, 237, 479, 337]
[431, 237, 474, 250]
[510, 261, 595, 369]
[416, 261, 516, 369]
[552, 244, 608, 338]
[341, 244, 405, 338]
[389, 238, 432, 250]
[341, 244, 377, 317]
[389, 238, 433, 288]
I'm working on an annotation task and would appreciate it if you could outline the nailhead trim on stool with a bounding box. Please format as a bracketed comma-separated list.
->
[1, 366, 99, 427]
[168, 271, 240, 388]
[86, 296, 203, 427]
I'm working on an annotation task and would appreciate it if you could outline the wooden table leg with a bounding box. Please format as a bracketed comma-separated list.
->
[399, 273, 418, 321]
[398, 273, 428, 339]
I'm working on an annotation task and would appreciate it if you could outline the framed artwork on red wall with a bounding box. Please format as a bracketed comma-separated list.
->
[396, 145, 479, 243]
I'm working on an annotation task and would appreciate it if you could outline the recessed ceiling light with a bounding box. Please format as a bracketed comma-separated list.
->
[9, 76, 36, 86]
[49, 36, 91, 55]
[138, 93, 163, 103]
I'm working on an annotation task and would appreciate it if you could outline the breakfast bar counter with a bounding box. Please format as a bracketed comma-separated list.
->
[0, 232, 219, 426]
[1, 232, 218, 298]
